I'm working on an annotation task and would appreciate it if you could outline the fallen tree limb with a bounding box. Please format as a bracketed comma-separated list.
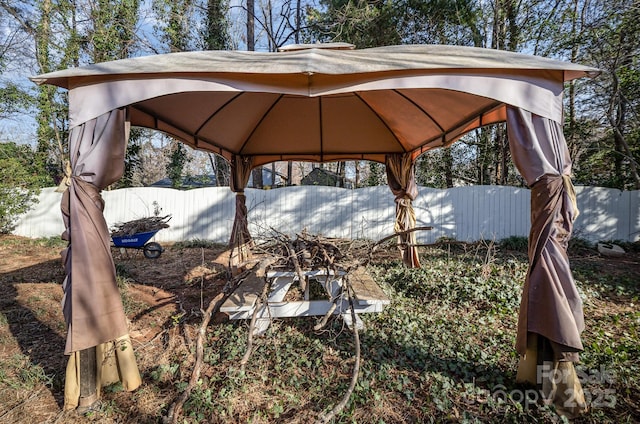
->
[286, 241, 308, 292]
[163, 290, 227, 424]
[163, 258, 274, 424]
[316, 279, 361, 424]
[373, 226, 434, 248]
[240, 277, 271, 371]
[313, 301, 337, 331]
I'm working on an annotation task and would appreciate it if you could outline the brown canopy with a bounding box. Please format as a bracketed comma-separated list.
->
[33, 44, 597, 167]
[32, 44, 597, 413]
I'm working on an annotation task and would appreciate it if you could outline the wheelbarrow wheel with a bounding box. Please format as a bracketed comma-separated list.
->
[143, 242, 163, 259]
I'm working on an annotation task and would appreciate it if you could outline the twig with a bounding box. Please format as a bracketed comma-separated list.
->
[285, 241, 308, 292]
[373, 226, 434, 248]
[240, 277, 270, 371]
[313, 301, 337, 331]
[163, 291, 225, 424]
[316, 280, 361, 424]
[0, 387, 44, 421]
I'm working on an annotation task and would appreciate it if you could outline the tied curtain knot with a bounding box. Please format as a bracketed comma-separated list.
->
[394, 195, 416, 235]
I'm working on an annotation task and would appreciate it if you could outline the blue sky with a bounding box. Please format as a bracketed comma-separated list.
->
[0, 0, 304, 146]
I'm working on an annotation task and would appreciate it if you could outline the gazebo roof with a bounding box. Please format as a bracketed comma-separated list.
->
[32, 44, 599, 165]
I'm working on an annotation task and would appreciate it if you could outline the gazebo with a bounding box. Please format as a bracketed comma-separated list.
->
[32, 43, 598, 416]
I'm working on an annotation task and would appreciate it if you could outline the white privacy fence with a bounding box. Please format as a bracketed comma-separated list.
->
[13, 185, 640, 244]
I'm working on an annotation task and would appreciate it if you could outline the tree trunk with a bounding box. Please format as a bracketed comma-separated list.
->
[247, 0, 255, 51]
[444, 148, 454, 188]
[252, 167, 263, 188]
[295, 0, 301, 43]
[271, 162, 276, 186]
[608, 28, 640, 189]
[494, 124, 508, 185]
[477, 128, 492, 185]
[566, 0, 579, 158]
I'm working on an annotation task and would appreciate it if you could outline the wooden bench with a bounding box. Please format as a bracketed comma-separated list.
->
[349, 267, 390, 306]
[220, 273, 266, 313]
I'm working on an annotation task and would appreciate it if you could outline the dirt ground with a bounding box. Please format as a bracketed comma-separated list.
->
[1, 235, 639, 423]
[0, 235, 233, 423]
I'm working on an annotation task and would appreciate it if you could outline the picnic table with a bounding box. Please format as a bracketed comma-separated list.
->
[221, 266, 390, 335]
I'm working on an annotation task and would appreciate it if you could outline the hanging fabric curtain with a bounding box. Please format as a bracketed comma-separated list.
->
[506, 105, 586, 417]
[385, 153, 421, 268]
[229, 155, 254, 265]
[60, 108, 141, 409]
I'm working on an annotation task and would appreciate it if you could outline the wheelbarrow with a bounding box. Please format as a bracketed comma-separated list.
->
[111, 230, 164, 259]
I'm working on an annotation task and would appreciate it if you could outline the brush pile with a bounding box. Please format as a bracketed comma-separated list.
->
[110, 215, 172, 237]
[255, 230, 375, 273]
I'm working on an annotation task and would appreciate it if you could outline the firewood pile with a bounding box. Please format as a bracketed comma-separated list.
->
[110, 215, 172, 237]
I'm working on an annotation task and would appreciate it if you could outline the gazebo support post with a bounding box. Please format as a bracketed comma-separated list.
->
[229, 155, 255, 268]
[385, 153, 421, 268]
[506, 106, 587, 418]
[60, 109, 141, 410]
[78, 347, 97, 411]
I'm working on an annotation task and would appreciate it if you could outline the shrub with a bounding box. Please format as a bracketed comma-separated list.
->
[568, 236, 594, 254]
[0, 142, 53, 233]
[499, 236, 528, 252]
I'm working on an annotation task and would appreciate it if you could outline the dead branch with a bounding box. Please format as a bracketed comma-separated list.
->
[373, 226, 434, 248]
[163, 290, 225, 424]
[286, 241, 308, 292]
[110, 215, 171, 236]
[257, 226, 433, 275]
[240, 277, 271, 371]
[163, 257, 274, 424]
[315, 279, 361, 424]
[313, 301, 337, 331]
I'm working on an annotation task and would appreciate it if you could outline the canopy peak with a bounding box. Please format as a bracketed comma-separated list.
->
[277, 42, 356, 52]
